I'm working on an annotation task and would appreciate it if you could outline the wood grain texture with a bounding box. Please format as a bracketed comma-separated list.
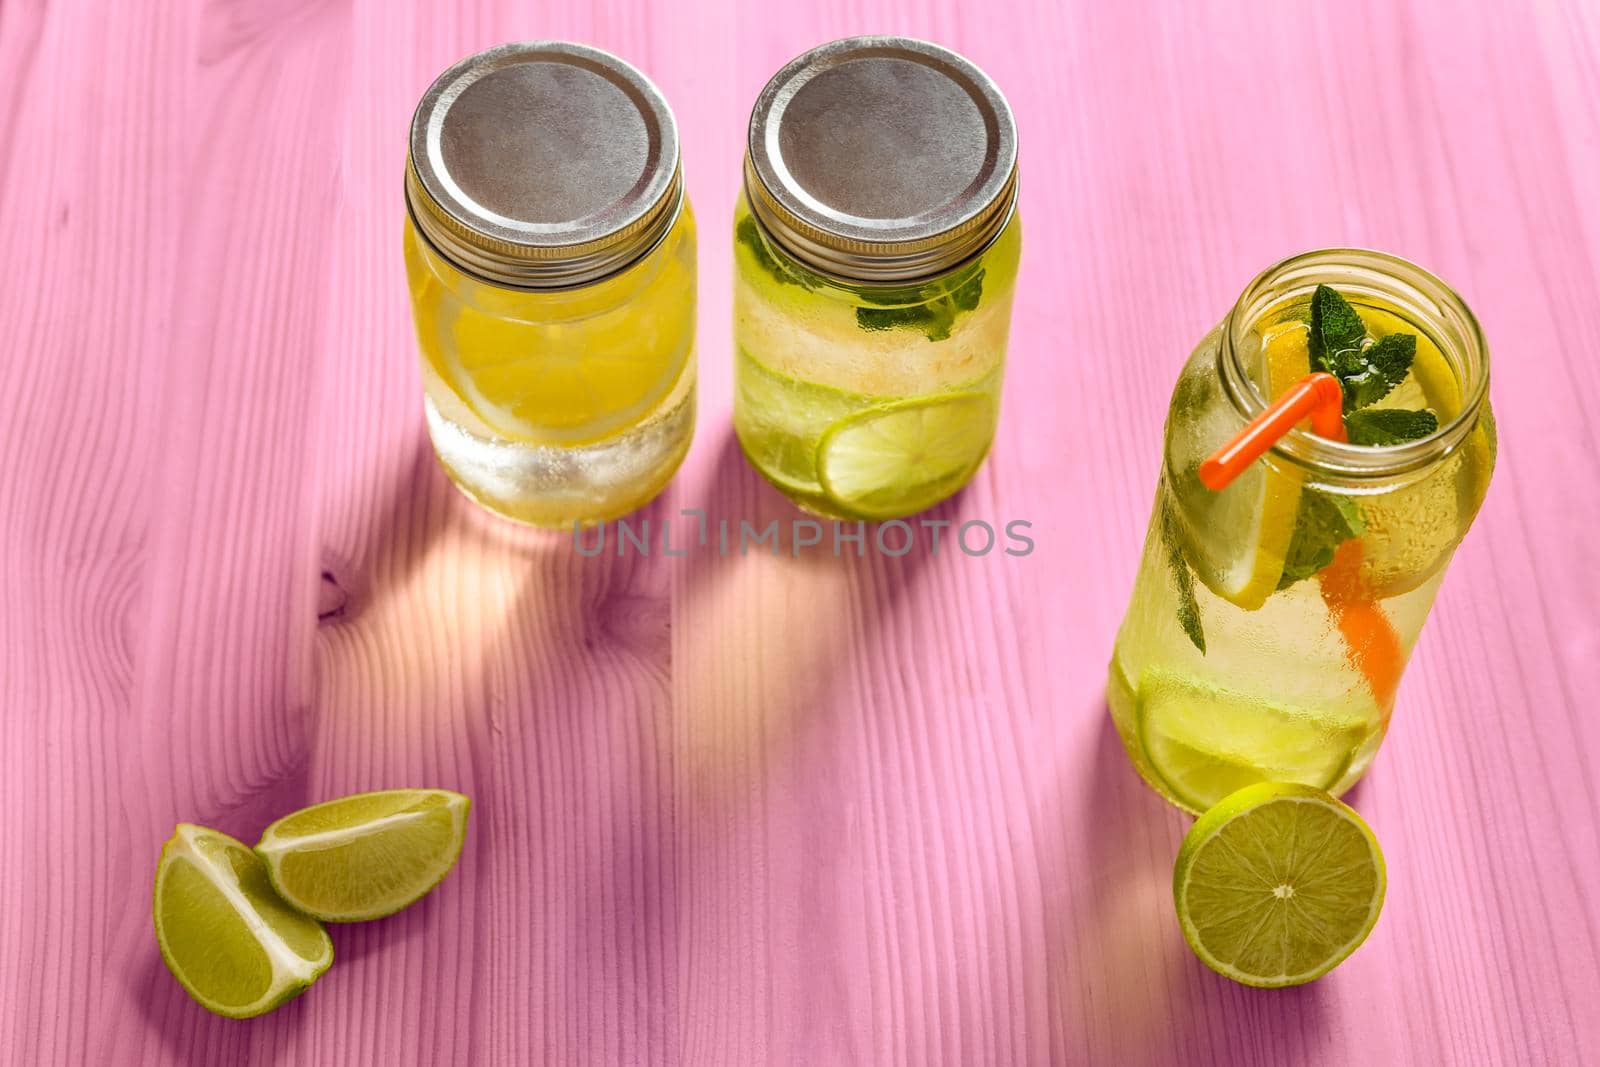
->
[1, 0, 1597, 1064]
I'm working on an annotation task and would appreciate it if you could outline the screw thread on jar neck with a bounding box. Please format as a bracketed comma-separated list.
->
[1217, 248, 1491, 481]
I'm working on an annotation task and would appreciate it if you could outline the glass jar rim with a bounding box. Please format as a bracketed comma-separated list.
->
[1218, 247, 1491, 480]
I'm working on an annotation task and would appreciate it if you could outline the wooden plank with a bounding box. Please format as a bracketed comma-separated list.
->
[0, 0, 1595, 1063]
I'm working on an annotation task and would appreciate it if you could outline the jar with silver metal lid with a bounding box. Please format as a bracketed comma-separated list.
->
[405, 41, 695, 528]
[734, 36, 1021, 520]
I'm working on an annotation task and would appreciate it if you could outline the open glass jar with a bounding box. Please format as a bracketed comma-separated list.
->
[733, 37, 1021, 519]
[1109, 249, 1496, 814]
[405, 42, 695, 527]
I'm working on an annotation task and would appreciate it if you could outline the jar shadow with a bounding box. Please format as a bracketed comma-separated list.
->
[316, 431, 463, 627]
[305, 419, 964, 1055]
[1045, 709, 1333, 1060]
[664, 427, 951, 811]
[125, 948, 309, 1062]
[690, 424, 982, 566]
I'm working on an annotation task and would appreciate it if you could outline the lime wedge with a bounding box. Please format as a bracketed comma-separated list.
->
[255, 789, 470, 922]
[1135, 670, 1370, 813]
[816, 392, 995, 519]
[1186, 325, 1307, 609]
[153, 824, 333, 1018]
[1174, 782, 1386, 987]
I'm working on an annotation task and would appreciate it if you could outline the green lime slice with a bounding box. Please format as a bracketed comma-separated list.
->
[1174, 782, 1386, 987]
[255, 789, 470, 922]
[1135, 670, 1370, 813]
[153, 824, 333, 1018]
[816, 392, 996, 520]
[734, 345, 864, 497]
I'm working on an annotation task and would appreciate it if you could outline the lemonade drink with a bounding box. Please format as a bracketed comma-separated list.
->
[1109, 251, 1495, 814]
[735, 37, 1021, 519]
[404, 205, 694, 526]
[405, 42, 694, 527]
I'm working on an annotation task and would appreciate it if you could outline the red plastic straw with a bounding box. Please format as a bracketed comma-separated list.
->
[1198, 372, 1345, 490]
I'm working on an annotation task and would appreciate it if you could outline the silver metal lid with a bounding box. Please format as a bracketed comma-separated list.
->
[745, 36, 1018, 283]
[406, 41, 683, 289]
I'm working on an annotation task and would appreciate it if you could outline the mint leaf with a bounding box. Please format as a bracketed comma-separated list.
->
[736, 215, 815, 290]
[1308, 284, 1366, 377]
[1345, 407, 1438, 446]
[1160, 497, 1205, 653]
[856, 269, 985, 342]
[741, 212, 985, 342]
[1306, 285, 1427, 424]
[948, 269, 984, 312]
[1341, 333, 1415, 411]
[1277, 491, 1365, 591]
[857, 303, 945, 336]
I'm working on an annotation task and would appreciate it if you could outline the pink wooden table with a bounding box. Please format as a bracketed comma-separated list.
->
[3, 0, 1598, 1063]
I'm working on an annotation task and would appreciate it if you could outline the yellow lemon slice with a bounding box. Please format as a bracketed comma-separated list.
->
[407, 208, 695, 447]
[1186, 325, 1308, 610]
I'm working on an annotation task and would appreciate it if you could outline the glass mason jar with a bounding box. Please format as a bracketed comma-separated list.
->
[734, 37, 1022, 520]
[1109, 250, 1496, 814]
[404, 42, 695, 528]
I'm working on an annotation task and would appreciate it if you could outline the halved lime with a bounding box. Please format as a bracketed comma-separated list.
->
[816, 392, 995, 519]
[255, 789, 470, 922]
[1135, 670, 1370, 813]
[153, 824, 333, 1018]
[1174, 782, 1386, 987]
